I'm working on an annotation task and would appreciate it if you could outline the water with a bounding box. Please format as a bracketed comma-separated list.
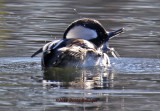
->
[0, 0, 160, 111]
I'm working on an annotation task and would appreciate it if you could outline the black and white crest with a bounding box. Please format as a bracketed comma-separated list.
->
[63, 18, 124, 47]
[63, 18, 107, 40]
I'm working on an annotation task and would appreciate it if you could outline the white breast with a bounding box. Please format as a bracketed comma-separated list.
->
[66, 26, 98, 40]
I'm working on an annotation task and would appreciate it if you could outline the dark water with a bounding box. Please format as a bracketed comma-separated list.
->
[0, 0, 160, 111]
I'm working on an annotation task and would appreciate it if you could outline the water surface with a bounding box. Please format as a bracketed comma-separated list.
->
[0, 0, 160, 111]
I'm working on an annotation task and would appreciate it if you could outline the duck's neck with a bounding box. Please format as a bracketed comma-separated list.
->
[89, 37, 106, 48]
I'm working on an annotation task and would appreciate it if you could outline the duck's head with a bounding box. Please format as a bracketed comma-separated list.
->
[63, 18, 124, 47]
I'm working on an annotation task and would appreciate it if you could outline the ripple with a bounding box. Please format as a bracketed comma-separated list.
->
[111, 57, 160, 74]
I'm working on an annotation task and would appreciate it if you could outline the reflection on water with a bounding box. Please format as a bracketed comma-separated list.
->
[0, 57, 160, 111]
[43, 67, 114, 89]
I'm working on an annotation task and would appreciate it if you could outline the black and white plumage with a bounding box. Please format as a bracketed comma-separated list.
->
[31, 18, 124, 68]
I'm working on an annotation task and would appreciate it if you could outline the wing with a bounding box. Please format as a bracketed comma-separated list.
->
[31, 40, 60, 58]
[31, 48, 43, 58]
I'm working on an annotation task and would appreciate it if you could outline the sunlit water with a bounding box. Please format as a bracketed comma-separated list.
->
[0, 0, 160, 111]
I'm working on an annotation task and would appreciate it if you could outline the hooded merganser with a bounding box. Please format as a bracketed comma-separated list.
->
[31, 18, 124, 68]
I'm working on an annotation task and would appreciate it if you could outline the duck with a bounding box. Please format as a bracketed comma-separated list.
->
[31, 18, 124, 68]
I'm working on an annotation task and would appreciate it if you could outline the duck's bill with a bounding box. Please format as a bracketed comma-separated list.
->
[108, 28, 125, 39]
